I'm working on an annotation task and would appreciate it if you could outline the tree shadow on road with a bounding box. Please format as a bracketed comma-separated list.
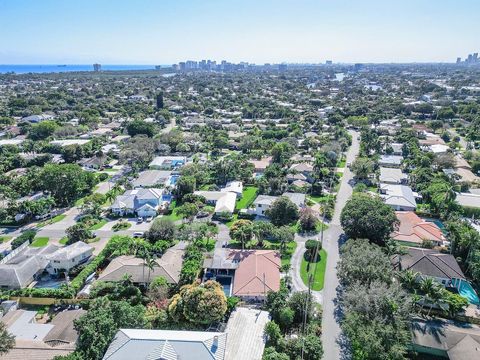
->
[334, 233, 352, 360]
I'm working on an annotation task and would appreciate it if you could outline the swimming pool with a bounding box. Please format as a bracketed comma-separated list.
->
[215, 276, 233, 297]
[457, 279, 480, 305]
[34, 277, 67, 289]
[168, 175, 180, 186]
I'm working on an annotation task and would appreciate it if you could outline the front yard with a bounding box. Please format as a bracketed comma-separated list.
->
[31, 237, 50, 247]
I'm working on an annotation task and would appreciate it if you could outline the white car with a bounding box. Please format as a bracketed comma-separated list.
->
[133, 231, 144, 238]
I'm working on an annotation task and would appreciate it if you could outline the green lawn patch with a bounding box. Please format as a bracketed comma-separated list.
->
[59, 237, 68, 245]
[395, 240, 423, 248]
[235, 186, 258, 210]
[0, 236, 12, 243]
[307, 194, 335, 203]
[300, 249, 327, 291]
[337, 158, 346, 168]
[89, 219, 108, 230]
[31, 237, 49, 247]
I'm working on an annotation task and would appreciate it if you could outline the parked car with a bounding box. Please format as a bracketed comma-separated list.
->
[145, 216, 154, 222]
[133, 231, 144, 238]
[137, 217, 143, 224]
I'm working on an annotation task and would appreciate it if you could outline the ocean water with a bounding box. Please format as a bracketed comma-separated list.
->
[0, 64, 170, 74]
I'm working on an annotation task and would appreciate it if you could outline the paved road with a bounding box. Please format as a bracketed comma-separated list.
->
[161, 117, 176, 134]
[321, 130, 360, 360]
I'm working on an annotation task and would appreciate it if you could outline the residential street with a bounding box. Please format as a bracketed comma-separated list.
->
[321, 129, 359, 360]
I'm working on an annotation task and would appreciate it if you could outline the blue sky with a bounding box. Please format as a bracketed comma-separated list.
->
[0, 0, 478, 64]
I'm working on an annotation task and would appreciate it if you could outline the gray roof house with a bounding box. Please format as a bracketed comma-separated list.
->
[103, 329, 227, 360]
[379, 154, 403, 168]
[249, 192, 305, 217]
[411, 318, 480, 360]
[392, 247, 465, 285]
[98, 245, 185, 284]
[0, 244, 58, 289]
[379, 183, 417, 211]
[132, 170, 172, 188]
[379, 167, 408, 184]
[0, 309, 85, 359]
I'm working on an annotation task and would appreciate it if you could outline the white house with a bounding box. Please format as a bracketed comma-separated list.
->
[46, 242, 94, 275]
[221, 181, 243, 198]
[379, 155, 403, 168]
[194, 191, 237, 215]
[249, 192, 305, 217]
[111, 188, 164, 217]
[379, 167, 408, 185]
[379, 184, 418, 211]
[149, 156, 187, 170]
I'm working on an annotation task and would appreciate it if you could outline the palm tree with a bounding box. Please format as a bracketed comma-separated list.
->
[105, 190, 116, 205]
[145, 256, 159, 283]
[399, 270, 419, 293]
[420, 277, 444, 316]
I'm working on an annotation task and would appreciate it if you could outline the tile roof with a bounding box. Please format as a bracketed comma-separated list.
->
[392, 211, 445, 244]
[232, 250, 281, 297]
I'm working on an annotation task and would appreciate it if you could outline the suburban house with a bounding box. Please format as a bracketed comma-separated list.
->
[390, 142, 404, 155]
[455, 192, 480, 213]
[392, 211, 446, 246]
[249, 192, 306, 217]
[444, 156, 480, 185]
[194, 190, 237, 215]
[411, 318, 480, 360]
[21, 114, 54, 123]
[221, 181, 243, 198]
[392, 247, 465, 287]
[132, 170, 172, 188]
[203, 249, 281, 301]
[111, 188, 164, 217]
[248, 156, 272, 174]
[288, 163, 314, 182]
[379, 154, 403, 168]
[98, 244, 185, 285]
[0, 244, 60, 289]
[428, 144, 450, 154]
[379, 167, 408, 185]
[103, 329, 227, 360]
[0, 241, 94, 289]
[149, 156, 186, 170]
[45, 241, 94, 275]
[0, 309, 85, 359]
[78, 155, 107, 170]
[379, 183, 418, 211]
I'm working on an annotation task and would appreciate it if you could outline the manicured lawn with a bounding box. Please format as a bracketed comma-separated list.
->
[113, 221, 132, 232]
[31, 237, 50, 247]
[75, 197, 86, 206]
[307, 194, 335, 204]
[59, 237, 68, 245]
[89, 219, 108, 230]
[395, 240, 423, 248]
[0, 236, 12, 243]
[162, 210, 184, 222]
[337, 158, 346, 168]
[300, 249, 327, 291]
[235, 186, 258, 210]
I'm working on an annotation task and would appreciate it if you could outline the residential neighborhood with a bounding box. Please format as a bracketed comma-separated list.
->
[0, 19, 480, 360]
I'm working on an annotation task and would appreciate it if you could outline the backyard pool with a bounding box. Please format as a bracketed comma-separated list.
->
[458, 279, 480, 305]
[215, 276, 233, 297]
[34, 276, 67, 289]
[167, 175, 180, 186]
[422, 217, 447, 233]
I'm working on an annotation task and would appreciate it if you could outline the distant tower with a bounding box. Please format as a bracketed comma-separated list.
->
[456, 57, 462, 64]
[325, 60, 333, 65]
[93, 63, 101, 72]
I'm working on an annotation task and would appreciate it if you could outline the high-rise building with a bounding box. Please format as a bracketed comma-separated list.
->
[93, 63, 101, 72]
[278, 63, 287, 72]
[325, 60, 333, 65]
[456, 57, 462, 64]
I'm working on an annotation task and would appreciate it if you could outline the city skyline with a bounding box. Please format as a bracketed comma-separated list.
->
[1, 0, 479, 64]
